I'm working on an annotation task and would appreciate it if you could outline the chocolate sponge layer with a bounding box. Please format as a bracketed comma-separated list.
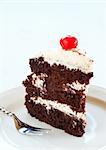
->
[23, 56, 93, 137]
[25, 99, 85, 137]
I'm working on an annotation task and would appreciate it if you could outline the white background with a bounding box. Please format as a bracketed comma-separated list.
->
[0, 1, 106, 149]
[0, 1, 106, 94]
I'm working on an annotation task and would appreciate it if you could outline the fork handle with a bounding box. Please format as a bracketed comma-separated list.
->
[0, 106, 13, 117]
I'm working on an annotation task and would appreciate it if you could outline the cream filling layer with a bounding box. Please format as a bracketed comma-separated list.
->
[30, 97, 86, 121]
[31, 73, 88, 93]
[32, 48, 93, 74]
[32, 73, 46, 90]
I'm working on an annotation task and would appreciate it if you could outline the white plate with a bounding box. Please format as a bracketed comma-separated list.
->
[0, 85, 106, 150]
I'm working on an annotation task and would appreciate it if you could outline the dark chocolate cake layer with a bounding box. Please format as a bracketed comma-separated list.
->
[25, 99, 85, 137]
[23, 73, 86, 112]
[29, 57, 93, 85]
[23, 36, 94, 137]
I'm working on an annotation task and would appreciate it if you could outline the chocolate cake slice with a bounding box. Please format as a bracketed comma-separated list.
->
[23, 36, 93, 137]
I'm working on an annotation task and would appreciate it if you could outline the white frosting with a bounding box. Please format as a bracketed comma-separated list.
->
[30, 97, 86, 121]
[65, 81, 86, 91]
[32, 74, 44, 89]
[33, 48, 93, 74]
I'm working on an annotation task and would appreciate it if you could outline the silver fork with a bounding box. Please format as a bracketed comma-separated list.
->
[0, 106, 51, 135]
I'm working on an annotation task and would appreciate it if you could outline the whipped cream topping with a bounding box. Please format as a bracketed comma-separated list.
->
[32, 48, 93, 74]
[30, 96, 86, 121]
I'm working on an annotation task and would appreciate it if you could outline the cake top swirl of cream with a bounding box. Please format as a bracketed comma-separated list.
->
[33, 48, 93, 74]
[32, 35, 93, 74]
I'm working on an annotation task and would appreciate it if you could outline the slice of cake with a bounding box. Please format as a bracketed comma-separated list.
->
[23, 36, 93, 137]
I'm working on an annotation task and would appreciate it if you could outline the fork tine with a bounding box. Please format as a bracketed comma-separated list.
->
[13, 114, 51, 135]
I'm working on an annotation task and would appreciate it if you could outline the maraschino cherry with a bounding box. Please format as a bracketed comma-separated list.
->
[60, 36, 78, 50]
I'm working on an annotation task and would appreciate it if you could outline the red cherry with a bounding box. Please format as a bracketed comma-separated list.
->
[60, 36, 78, 50]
